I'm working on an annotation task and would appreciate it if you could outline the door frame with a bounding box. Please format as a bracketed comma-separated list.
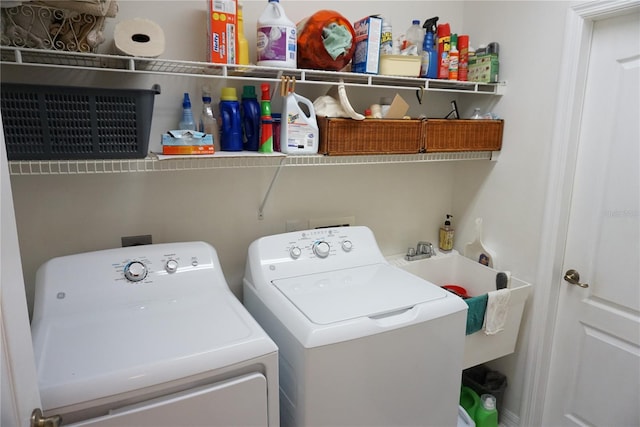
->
[520, 1, 640, 425]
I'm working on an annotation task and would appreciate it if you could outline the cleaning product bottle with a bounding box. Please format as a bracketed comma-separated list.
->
[420, 16, 438, 78]
[475, 394, 499, 427]
[259, 83, 273, 153]
[439, 214, 454, 251]
[237, 2, 249, 65]
[199, 86, 219, 151]
[179, 93, 196, 131]
[281, 91, 318, 154]
[256, 0, 296, 68]
[219, 87, 242, 151]
[380, 18, 393, 55]
[458, 34, 469, 81]
[437, 22, 451, 79]
[405, 19, 424, 54]
[241, 85, 261, 151]
[448, 33, 459, 80]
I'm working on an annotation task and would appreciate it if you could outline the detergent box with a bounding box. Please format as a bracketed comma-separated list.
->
[162, 131, 214, 155]
[208, 0, 237, 64]
[352, 15, 382, 74]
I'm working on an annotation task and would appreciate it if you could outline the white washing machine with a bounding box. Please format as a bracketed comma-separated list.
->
[243, 226, 468, 427]
[31, 241, 279, 426]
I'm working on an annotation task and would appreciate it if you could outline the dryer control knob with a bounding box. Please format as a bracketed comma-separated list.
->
[165, 259, 178, 273]
[313, 241, 331, 258]
[124, 261, 147, 282]
[289, 246, 302, 259]
[342, 240, 353, 252]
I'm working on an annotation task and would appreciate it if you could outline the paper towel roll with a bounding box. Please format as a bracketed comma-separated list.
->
[114, 18, 165, 57]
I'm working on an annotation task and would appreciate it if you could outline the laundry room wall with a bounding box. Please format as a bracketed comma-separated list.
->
[4, 0, 572, 424]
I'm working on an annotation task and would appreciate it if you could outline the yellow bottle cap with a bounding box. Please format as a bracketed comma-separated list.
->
[220, 87, 238, 101]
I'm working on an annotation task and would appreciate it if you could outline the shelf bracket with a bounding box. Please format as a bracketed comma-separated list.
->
[258, 157, 287, 220]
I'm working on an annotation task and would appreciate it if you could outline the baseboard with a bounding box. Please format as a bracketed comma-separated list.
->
[499, 408, 520, 427]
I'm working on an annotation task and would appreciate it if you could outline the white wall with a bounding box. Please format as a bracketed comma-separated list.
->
[3, 0, 573, 422]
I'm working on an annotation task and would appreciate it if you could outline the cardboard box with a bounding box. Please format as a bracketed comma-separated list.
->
[162, 131, 214, 155]
[468, 53, 499, 83]
[208, 0, 237, 64]
[352, 16, 382, 74]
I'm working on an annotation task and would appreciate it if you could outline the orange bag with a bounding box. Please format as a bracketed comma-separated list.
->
[297, 10, 356, 71]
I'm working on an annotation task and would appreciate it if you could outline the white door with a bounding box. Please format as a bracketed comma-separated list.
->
[1, 115, 42, 427]
[542, 5, 640, 426]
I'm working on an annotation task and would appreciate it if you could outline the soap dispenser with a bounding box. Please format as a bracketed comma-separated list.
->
[439, 214, 454, 251]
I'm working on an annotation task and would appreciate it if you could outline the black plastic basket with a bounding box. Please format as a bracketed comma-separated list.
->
[1, 83, 160, 160]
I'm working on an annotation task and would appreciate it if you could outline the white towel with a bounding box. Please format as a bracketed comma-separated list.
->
[483, 288, 511, 335]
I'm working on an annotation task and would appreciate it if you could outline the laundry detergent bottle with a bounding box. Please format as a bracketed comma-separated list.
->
[241, 85, 261, 151]
[219, 87, 242, 151]
[256, 0, 297, 68]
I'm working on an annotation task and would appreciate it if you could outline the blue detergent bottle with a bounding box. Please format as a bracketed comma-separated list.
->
[219, 87, 242, 151]
[420, 16, 439, 79]
[241, 85, 261, 151]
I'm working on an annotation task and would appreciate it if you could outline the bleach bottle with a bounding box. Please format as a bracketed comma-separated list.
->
[257, 0, 296, 68]
[219, 87, 242, 151]
[281, 92, 318, 154]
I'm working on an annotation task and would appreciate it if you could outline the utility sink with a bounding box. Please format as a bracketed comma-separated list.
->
[388, 252, 532, 369]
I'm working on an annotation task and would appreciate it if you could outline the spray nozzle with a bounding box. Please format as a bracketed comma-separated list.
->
[423, 16, 439, 33]
[182, 93, 191, 108]
[444, 214, 453, 226]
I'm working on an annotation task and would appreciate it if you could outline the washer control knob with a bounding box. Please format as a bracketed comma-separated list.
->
[289, 246, 302, 259]
[165, 259, 179, 273]
[124, 261, 147, 282]
[313, 241, 331, 258]
[342, 240, 353, 252]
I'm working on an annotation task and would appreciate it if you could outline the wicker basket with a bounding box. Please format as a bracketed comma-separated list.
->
[318, 117, 425, 156]
[425, 119, 504, 152]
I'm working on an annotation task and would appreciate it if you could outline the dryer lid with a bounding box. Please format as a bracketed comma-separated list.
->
[272, 263, 446, 325]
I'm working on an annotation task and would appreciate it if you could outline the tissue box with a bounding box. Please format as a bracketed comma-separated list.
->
[162, 131, 214, 155]
[208, 0, 237, 64]
[352, 16, 382, 74]
[468, 53, 499, 83]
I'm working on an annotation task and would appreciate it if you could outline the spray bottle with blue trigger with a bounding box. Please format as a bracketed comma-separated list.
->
[420, 16, 439, 79]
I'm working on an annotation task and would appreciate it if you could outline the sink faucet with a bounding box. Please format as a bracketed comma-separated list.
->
[405, 241, 436, 261]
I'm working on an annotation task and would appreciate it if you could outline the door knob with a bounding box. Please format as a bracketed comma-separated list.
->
[31, 408, 62, 427]
[563, 269, 589, 288]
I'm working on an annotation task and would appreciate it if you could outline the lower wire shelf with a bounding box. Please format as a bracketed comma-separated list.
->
[8, 151, 495, 176]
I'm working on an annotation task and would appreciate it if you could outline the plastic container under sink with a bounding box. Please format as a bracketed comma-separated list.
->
[388, 251, 532, 369]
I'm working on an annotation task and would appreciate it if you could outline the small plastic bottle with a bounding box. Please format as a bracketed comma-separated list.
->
[199, 87, 219, 151]
[179, 93, 196, 131]
[470, 108, 483, 119]
[439, 214, 454, 251]
[475, 394, 499, 427]
[380, 18, 393, 55]
[406, 20, 425, 54]
[237, 2, 249, 65]
[259, 83, 273, 153]
[448, 34, 459, 80]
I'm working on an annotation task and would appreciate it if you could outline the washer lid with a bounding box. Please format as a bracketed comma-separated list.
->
[272, 263, 446, 325]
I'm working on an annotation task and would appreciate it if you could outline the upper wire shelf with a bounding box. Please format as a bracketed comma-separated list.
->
[0, 46, 506, 94]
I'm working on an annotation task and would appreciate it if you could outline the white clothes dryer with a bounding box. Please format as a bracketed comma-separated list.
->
[31, 241, 279, 426]
[243, 226, 468, 427]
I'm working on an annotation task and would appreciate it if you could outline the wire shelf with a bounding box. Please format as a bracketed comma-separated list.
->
[8, 151, 494, 175]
